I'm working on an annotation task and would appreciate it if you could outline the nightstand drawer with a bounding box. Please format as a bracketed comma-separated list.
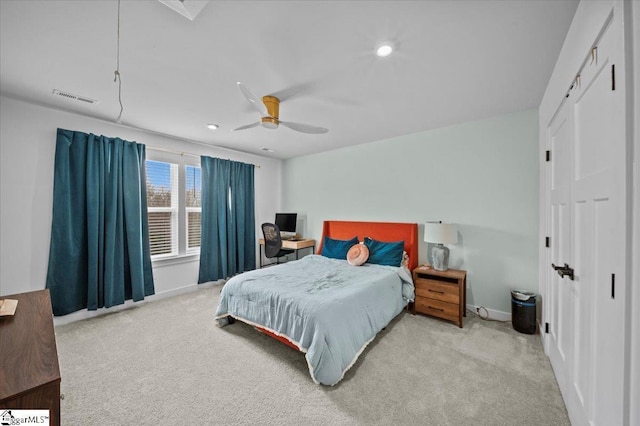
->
[414, 278, 459, 304]
[415, 297, 459, 323]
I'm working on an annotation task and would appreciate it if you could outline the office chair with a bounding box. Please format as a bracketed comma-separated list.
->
[261, 223, 295, 267]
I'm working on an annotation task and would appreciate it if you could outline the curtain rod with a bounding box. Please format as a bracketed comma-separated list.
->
[4, 93, 272, 165]
[147, 145, 261, 168]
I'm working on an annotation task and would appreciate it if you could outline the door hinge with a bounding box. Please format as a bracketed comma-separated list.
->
[611, 64, 615, 90]
[545, 236, 550, 247]
[611, 273, 615, 299]
[545, 150, 551, 162]
[545, 322, 549, 334]
[565, 81, 574, 98]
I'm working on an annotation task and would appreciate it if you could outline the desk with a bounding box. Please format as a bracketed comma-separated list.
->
[258, 238, 316, 268]
[0, 289, 61, 425]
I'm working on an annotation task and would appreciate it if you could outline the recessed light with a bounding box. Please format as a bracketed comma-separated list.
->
[260, 147, 275, 153]
[376, 43, 393, 57]
[206, 123, 219, 130]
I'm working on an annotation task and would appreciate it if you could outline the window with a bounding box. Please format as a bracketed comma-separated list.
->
[146, 160, 178, 257]
[145, 159, 201, 259]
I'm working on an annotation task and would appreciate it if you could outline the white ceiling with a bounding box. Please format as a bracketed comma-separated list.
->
[0, 0, 578, 160]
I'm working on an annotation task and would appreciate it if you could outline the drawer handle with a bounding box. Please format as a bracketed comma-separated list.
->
[428, 289, 445, 294]
[428, 306, 445, 312]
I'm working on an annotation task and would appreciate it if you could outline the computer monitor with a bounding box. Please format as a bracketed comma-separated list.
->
[275, 213, 297, 236]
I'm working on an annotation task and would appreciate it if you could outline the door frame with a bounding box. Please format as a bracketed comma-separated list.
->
[627, 2, 640, 424]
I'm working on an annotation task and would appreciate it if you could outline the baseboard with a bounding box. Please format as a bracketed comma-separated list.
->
[53, 280, 222, 327]
[538, 319, 546, 347]
[53, 291, 513, 326]
[466, 304, 511, 322]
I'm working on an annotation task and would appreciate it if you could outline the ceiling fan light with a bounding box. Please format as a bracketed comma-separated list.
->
[376, 43, 393, 57]
[206, 123, 219, 130]
[261, 116, 279, 129]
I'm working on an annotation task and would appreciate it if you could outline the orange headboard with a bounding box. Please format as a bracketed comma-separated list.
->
[318, 221, 419, 270]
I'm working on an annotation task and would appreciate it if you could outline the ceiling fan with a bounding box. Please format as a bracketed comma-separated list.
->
[233, 82, 329, 134]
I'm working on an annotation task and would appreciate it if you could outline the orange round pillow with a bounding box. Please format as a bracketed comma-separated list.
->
[347, 244, 369, 266]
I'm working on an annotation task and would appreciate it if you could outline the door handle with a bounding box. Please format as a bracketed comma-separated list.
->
[552, 263, 575, 281]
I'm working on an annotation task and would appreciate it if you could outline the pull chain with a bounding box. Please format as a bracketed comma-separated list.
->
[114, 0, 124, 123]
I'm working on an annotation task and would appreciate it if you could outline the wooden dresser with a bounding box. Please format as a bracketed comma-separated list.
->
[412, 267, 467, 328]
[0, 289, 61, 425]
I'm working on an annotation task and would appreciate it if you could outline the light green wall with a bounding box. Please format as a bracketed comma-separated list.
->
[282, 109, 539, 314]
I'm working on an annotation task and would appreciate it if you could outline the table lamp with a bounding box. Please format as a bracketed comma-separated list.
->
[424, 222, 458, 271]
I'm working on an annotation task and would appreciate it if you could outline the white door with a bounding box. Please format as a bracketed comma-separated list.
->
[572, 17, 626, 425]
[546, 15, 626, 426]
[548, 95, 584, 423]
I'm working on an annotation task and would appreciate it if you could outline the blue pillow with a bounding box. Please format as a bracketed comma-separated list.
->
[364, 237, 404, 267]
[321, 236, 359, 260]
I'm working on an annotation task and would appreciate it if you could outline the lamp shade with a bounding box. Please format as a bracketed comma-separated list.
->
[424, 223, 458, 244]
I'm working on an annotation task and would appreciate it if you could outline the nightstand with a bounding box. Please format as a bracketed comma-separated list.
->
[412, 266, 467, 328]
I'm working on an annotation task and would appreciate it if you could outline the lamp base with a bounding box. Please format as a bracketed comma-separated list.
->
[431, 244, 450, 271]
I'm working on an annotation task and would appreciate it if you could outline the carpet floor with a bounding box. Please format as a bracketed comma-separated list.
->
[54, 285, 569, 425]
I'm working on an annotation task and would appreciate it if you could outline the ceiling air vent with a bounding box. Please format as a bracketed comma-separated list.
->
[52, 89, 98, 105]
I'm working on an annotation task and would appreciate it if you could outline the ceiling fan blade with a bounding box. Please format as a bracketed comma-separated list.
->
[271, 81, 316, 102]
[279, 121, 329, 134]
[237, 82, 268, 116]
[232, 122, 261, 131]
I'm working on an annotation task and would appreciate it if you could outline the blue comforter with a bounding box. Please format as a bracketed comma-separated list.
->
[215, 254, 415, 385]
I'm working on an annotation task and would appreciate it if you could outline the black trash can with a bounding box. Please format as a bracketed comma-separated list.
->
[511, 290, 536, 334]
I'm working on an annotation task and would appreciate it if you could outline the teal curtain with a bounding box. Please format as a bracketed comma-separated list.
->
[46, 128, 154, 316]
[198, 157, 255, 282]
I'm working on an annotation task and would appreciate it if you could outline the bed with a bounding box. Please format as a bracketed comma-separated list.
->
[215, 220, 418, 385]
